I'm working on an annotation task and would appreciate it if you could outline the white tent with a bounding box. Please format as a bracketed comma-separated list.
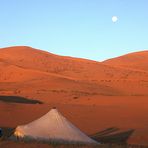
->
[13, 108, 98, 144]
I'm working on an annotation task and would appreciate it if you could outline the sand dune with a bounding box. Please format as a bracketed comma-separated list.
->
[0, 46, 147, 80]
[103, 51, 148, 71]
[0, 46, 148, 145]
[0, 46, 147, 97]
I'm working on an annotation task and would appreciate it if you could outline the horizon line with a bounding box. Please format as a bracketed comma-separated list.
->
[0, 45, 147, 62]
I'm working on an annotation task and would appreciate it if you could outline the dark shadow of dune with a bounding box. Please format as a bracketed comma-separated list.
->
[0, 96, 42, 104]
[90, 127, 134, 144]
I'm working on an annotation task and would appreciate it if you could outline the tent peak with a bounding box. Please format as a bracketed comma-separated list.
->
[52, 107, 57, 109]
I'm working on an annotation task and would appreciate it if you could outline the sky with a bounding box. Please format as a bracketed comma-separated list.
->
[0, 0, 148, 61]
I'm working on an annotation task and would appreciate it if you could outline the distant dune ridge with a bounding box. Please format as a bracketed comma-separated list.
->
[0, 46, 147, 99]
[103, 51, 148, 71]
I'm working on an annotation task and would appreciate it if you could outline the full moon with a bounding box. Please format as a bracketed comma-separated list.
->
[112, 16, 118, 23]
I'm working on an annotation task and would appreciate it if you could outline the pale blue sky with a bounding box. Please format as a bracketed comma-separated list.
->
[0, 0, 148, 61]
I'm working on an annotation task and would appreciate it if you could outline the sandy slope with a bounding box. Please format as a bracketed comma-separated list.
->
[103, 51, 148, 71]
[0, 46, 147, 80]
[0, 46, 148, 96]
[0, 46, 148, 145]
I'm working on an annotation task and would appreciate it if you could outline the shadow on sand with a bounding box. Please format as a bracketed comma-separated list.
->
[90, 127, 134, 144]
[0, 95, 42, 104]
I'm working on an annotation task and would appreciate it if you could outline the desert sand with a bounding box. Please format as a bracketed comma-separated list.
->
[0, 46, 148, 145]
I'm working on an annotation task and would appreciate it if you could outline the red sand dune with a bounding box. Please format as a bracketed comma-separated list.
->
[103, 51, 148, 71]
[0, 46, 147, 96]
[0, 46, 148, 145]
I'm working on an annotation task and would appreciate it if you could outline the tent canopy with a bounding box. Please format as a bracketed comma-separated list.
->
[13, 108, 98, 144]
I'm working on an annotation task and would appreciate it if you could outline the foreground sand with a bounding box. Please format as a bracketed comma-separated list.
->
[0, 141, 138, 148]
[0, 96, 148, 145]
